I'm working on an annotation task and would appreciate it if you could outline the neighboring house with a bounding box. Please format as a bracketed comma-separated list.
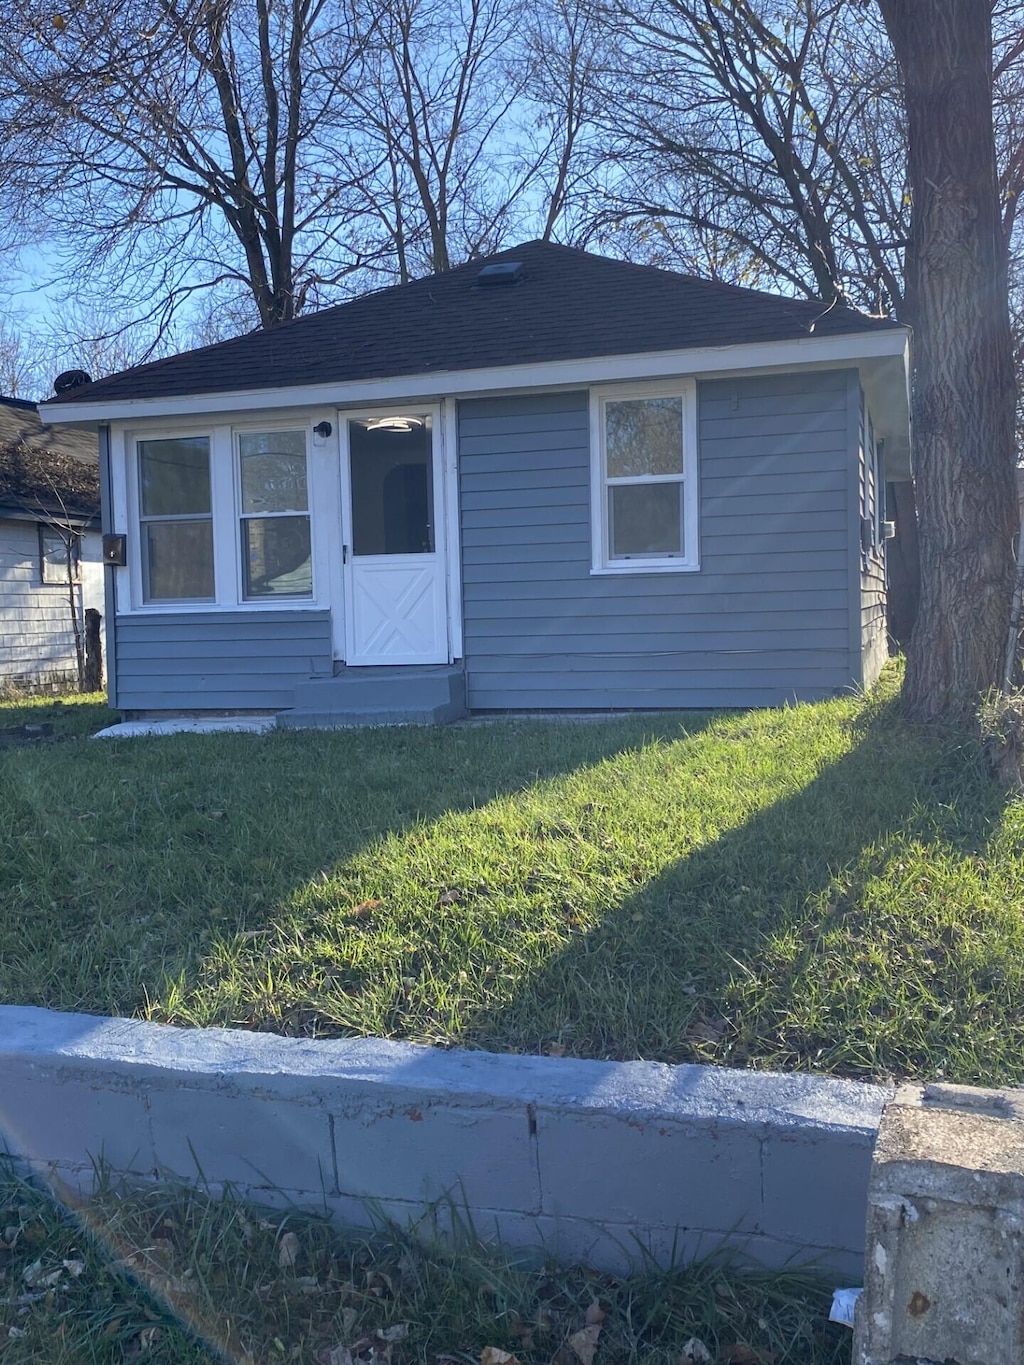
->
[0, 397, 103, 691]
[44, 241, 909, 723]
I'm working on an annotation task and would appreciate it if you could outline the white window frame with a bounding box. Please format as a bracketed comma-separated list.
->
[39, 526, 82, 585]
[133, 429, 218, 605]
[233, 424, 315, 603]
[125, 420, 324, 611]
[589, 378, 699, 575]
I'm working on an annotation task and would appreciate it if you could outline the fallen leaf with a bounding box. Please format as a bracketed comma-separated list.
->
[22, 1258, 61, 1288]
[7, 1326, 27, 1339]
[568, 1323, 602, 1365]
[480, 1349, 520, 1365]
[342, 1307, 358, 1335]
[377, 1325, 409, 1343]
[544, 1041, 567, 1057]
[584, 1301, 607, 1326]
[350, 899, 382, 919]
[680, 1339, 712, 1365]
[62, 1259, 85, 1278]
[316, 1349, 353, 1365]
[277, 1231, 301, 1268]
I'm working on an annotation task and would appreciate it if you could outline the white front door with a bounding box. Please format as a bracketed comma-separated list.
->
[340, 409, 449, 665]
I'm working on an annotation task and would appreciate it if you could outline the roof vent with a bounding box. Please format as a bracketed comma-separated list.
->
[476, 261, 523, 287]
[53, 369, 92, 396]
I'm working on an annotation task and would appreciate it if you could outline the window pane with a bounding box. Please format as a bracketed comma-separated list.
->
[610, 482, 683, 558]
[606, 397, 683, 477]
[144, 521, 215, 600]
[242, 516, 312, 597]
[349, 419, 434, 556]
[41, 530, 80, 584]
[239, 432, 308, 513]
[139, 437, 211, 516]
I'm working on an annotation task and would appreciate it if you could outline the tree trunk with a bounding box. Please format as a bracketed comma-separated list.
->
[879, 0, 1018, 719]
[84, 608, 103, 693]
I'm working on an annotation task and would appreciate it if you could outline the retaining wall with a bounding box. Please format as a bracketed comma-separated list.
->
[0, 1006, 890, 1277]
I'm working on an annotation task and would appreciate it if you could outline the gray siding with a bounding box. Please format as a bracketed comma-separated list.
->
[459, 373, 857, 710]
[115, 610, 332, 711]
[0, 519, 104, 689]
[858, 392, 888, 687]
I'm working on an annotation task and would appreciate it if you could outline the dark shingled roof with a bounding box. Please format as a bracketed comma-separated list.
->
[44, 241, 902, 409]
[0, 398, 100, 522]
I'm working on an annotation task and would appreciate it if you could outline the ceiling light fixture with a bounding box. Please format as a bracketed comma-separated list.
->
[364, 415, 426, 433]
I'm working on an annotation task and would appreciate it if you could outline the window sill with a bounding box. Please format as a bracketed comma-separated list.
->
[122, 600, 328, 614]
[590, 561, 700, 576]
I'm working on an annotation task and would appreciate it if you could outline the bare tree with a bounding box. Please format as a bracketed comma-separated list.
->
[332, 0, 555, 282]
[0, 0, 375, 336]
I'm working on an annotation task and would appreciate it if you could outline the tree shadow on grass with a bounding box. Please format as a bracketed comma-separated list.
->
[463, 697, 1017, 1084]
[0, 712, 720, 1021]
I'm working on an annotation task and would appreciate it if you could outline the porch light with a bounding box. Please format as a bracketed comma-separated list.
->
[363, 416, 425, 433]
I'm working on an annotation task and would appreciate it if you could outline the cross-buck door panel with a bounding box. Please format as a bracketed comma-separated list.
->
[341, 412, 449, 665]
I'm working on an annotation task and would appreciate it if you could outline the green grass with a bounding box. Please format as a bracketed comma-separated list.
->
[2, 667, 1024, 1084]
[0, 691, 110, 739]
[0, 1163, 850, 1364]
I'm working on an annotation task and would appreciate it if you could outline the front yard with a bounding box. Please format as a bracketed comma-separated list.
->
[3, 669, 1023, 1086]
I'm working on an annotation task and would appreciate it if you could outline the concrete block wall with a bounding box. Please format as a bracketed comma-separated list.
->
[0, 1007, 891, 1277]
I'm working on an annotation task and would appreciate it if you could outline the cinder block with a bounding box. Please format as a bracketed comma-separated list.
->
[762, 1131, 874, 1252]
[0, 1070, 154, 1174]
[148, 1086, 334, 1193]
[330, 1101, 539, 1212]
[537, 1110, 762, 1232]
[854, 1082, 1024, 1365]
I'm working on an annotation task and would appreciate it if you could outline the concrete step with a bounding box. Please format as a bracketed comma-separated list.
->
[278, 664, 466, 728]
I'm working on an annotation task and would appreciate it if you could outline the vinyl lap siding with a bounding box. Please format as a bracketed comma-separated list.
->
[459, 374, 855, 710]
[0, 520, 103, 688]
[114, 610, 332, 711]
[858, 392, 888, 687]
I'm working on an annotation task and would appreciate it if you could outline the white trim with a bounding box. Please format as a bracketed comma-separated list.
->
[589, 379, 700, 575]
[122, 420, 329, 614]
[233, 425, 316, 604]
[337, 403, 449, 666]
[47, 330, 911, 424]
[441, 397, 463, 661]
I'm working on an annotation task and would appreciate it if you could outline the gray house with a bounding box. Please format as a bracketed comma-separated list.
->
[44, 242, 909, 723]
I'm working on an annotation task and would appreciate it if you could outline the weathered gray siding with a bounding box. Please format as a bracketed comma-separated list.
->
[858, 391, 888, 688]
[459, 373, 858, 710]
[114, 610, 332, 711]
[0, 519, 104, 689]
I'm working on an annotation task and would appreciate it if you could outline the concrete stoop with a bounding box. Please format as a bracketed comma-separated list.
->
[277, 664, 466, 729]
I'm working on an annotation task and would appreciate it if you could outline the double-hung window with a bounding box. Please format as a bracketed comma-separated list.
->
[591, 380, 699, 573]
[138, 436, 215, 601]
[237, 430, 312, 599]
[133, 427, 314, 605]
[40, 527, 82, 585]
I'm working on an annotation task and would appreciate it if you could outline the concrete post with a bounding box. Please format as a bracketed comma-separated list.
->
[853, 1081, 1024, 1365]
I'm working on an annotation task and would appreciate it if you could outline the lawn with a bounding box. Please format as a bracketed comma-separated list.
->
[0, 1161, 849, 1364]
[2, 669, 1023, 1085]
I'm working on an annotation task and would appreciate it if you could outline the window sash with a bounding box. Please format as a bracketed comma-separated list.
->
[40, 529, 81, 584]
[594, 385, 696, 572]
[235, 430, 313, 601]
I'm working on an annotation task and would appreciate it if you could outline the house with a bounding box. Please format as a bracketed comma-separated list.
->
[42, 241, 910, 723]
[0, 396, 103, 691]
